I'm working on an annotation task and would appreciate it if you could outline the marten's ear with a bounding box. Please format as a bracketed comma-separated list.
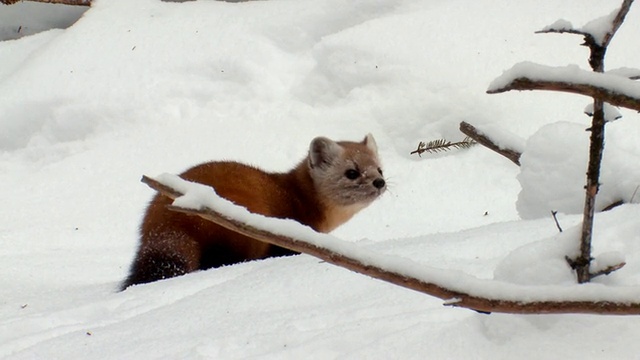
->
[309, 137, 343, 169]
[363, 133, 378, 154]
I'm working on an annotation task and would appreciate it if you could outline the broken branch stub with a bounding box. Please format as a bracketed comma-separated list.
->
[459, 121, 521, 166]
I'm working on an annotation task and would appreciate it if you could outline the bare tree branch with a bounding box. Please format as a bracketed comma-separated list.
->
[141, 174, 640, 315]
[1, 0, 90, 5]
[551, 211, 563, 232]
[535, 28, 585, 37]
[591, 262, 626, 279]
[574, 0, 634, 283]
[459, 121, 521, 166]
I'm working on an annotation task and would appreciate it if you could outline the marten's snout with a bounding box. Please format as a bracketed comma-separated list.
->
[373, 178, 386, 189]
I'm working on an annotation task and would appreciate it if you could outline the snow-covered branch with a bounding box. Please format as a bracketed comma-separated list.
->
[487, 63, 640, 112]
[536, 0, 634, 70]
[459, 121, 523, 166]
[142, 174, 640, 315]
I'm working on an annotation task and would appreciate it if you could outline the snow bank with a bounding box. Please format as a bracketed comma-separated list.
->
[517, 121, 640, 219]
[3, 0, 640, 358]
[0, 2, 86, 41]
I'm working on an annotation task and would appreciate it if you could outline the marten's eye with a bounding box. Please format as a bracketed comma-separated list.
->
[377, 168, 383, 176]
[344, 169, 360, 180]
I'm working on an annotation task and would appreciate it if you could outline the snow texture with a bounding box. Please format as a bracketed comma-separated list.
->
[2, 0, 640, 358]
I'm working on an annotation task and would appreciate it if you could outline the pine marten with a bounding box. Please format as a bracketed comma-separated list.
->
[121, 134, 386, 289]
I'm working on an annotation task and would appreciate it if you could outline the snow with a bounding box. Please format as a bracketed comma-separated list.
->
[516, 121, 640, 219]
[584, 102, 623, 121]
[538, 4, 627, 45]
[591, 251, 626, 274]
[540, 19, 574, 32]
[580, 6, 620, 45]
[2, 0, 640, 358]
[469, 123, 526, 154]
[606, 66, 640, 79]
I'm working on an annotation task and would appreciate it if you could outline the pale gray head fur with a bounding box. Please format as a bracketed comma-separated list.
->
[308, 134, 386, 207]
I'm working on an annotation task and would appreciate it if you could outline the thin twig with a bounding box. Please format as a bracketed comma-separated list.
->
[630, 185, 640, 203]
[602, 200, 624, 212]
[590, 262, 626, 279]
[551, 211, 563, 232]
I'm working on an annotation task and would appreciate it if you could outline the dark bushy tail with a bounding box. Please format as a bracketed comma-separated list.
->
[120, 249, 190, 291]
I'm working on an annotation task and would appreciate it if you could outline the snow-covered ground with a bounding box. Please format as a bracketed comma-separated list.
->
[1, 0, 640, 358]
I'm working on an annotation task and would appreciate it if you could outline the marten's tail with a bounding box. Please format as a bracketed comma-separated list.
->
[120, 249, 191, 291]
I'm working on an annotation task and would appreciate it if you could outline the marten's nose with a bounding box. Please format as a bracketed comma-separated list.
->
[373, 178, 386, 189]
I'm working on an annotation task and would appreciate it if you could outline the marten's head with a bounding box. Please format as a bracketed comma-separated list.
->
[308, 134, 386, 209]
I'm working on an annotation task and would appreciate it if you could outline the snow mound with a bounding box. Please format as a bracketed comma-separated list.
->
[517, 121, 640, 219]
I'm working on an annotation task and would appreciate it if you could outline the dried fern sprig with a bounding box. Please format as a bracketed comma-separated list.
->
[411, 137, 476, 156]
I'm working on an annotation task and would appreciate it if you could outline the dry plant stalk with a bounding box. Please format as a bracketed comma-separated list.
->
[410, 137, 476, 156]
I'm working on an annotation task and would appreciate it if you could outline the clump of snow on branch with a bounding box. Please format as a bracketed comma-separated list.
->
[540, 19, 574, 32]
[516, 122, 640, 219]
[538, 5, 623, 46]
[470, 122, 526, 154]
[580, 7, 621, 45]
[584, 102, 622, 122]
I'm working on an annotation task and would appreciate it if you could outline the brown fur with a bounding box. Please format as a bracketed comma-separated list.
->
[121, 135, 385, 289]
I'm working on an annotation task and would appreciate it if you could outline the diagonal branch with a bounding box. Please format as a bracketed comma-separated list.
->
[141, 174, 640, 315]
[459, 122, 521, 166]
[600, 0, 634, 48]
